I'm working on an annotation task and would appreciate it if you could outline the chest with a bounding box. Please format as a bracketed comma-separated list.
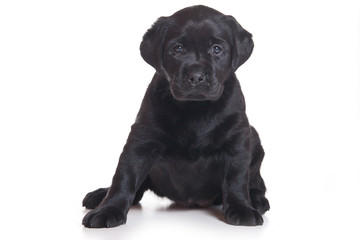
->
[160, 112, 241, 159]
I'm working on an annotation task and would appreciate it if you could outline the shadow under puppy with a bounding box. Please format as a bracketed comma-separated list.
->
[82, 5, 269, 228]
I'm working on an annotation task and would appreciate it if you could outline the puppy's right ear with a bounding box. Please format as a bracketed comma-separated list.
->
[140, 17, 168, 72]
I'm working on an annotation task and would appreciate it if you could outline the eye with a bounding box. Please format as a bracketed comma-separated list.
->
[173, 44, 183, 54]
[212, 45, 222, 55]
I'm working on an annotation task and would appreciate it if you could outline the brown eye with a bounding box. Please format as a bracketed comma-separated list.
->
[173, 44, 183, 53]
[212, 45, 222, 55]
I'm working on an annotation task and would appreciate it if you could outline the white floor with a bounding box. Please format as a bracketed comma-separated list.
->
[3, 188, 358, 240]
[1, 1, 359, 239]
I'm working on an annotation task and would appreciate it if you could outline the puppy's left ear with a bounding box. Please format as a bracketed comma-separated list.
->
[225, 16, 254, 71]
[140, 17, 168, 72]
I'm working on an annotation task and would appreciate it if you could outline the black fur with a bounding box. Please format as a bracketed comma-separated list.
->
[82, 5, 269, 228]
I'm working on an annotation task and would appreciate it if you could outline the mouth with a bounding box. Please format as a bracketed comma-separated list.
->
[169, 79, 223, 102]
[176, 92, 209, 101]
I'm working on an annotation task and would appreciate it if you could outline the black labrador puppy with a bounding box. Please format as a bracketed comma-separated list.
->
[82, 5, 269, 228]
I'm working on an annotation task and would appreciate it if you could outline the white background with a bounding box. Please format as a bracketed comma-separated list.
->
[0, 0, 359, 239]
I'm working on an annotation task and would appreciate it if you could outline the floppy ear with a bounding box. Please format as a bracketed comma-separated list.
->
[225, 16, 254, 71]
[140, 17, 168, 72]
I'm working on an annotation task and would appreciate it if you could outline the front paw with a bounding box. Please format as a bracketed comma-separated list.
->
[224, 205, 263, 226]
[82, 206, 126, 228]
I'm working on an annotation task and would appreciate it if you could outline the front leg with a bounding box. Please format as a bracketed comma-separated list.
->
[222, 142, 263, 226]
[82, 157, 137, 228]
[82, 124, 161, 228]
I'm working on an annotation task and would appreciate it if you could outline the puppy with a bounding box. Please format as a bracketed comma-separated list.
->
[82, 5, 269, 228]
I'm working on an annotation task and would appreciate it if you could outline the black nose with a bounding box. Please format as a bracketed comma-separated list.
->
[188, 72, 205, 86]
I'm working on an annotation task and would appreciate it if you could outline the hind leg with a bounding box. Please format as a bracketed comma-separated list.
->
[83, 188, 109, 209]
[250, 187, 270, 215]
[249, 128, 270, 214]
[132, 176, 152, 205]
[249, 144, 270, 214]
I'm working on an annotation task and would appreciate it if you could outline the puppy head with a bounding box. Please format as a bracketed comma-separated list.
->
[140, 5, 253, 101]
